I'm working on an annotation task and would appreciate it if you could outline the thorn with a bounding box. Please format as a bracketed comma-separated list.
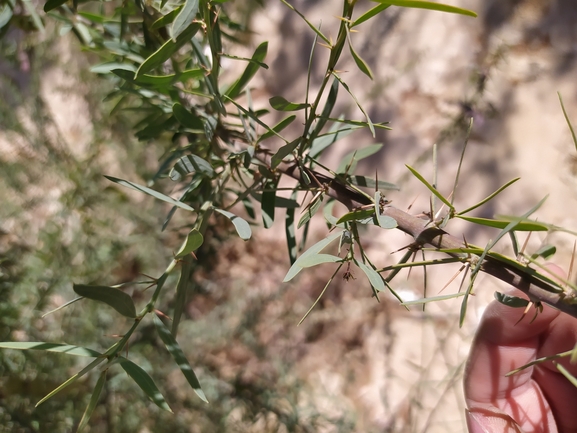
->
[519, 231, 533, 261]
[514, 302, 533, 325]
[155, 309, 172, 321]
[439, 264, 466, 293]
[407, 195, 419, 212]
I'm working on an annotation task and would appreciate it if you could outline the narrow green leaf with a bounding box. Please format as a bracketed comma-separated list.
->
[225, 97, 288, 143]
[175, 229, 203, 258]
[262, 179, 277, 228]
[346, 27, 373, 79]
[172, 103, 204, 130]
[457, 177, 520, 215]
[44, 0, 67, 12]
[136, 23, 201, 78]
[120, 359, 173, 412]
[373, 0, 477, 17]
[0, 342, 101, 357]
[298, 194, 323, 228]
[531, 244, 556, 260]
[297, 254, 342, 267]
[104, 175, 195, 212]
[356, 261, 385, 292]
[77, 371, 107, 432]
[456, 215, 548, 231]
[494, 292, 530, 308]
[283, 230, 343, 282]
[309, 78, 339, 143]
[171, 0, 199, 41]
[73, 284, 136, 318]
[558, 92, 577, 152]
[258, 115, 296, 143]
[285, 189, 298, 265]
[279, 0, 331, 44]
[351, 3, 390, 27]
[309, 120, 352, 159]
[151, 7, 181, 30]
[402, 291, 465, 306]
[214, 208, 251, 240]
[271, 138, 300, 168]
[154, 315, 208, 403]
[269, 96, 309, 111]
[224, 42, 268, 100]
[0, 2, 13, 30]
[37, 357, 105, 406]
[336, 209, 374, 224]
[336, 144, 383, 173]
[172, 255, 194, 336]
[169, 154, 214, 181]
[459, 196, 549, 326]
[348, 175, 399, 190]
[406, 165, 454, 211]
[332, 72, 375, 137]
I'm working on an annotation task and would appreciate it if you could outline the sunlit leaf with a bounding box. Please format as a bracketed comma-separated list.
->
[169, 154, 214, 181]
[262, 179, 277, 228]
[298, 194, 323, 228]
[154, 315, 208, 403]
[151, 7, 181, 30]
[175, 229, 203, 258]
[337, 143, 383, 173]
[309, 119, 352, 159]
[285, 189, 299, 265]
[172, 255, 194, 336]
[531, 244, 556, 260]
[257, 115, 296, 143]
[77, 370, 106, 432]
[401, 292, 465, 306]
[171, 0, 199, 41]
[332, 72, 375, 136]
[0, 342, 101, 357]
[356, 261, 385, 291]
[456, 215, 548, 231]
[406, 164, 454, 211]
[348, 175, 399, 190]
[73, 284, 136, 318]
[346, 27, 373, 79]
[224, 42, 268, 100]
[120, 359, 173, 412]
[336, 209, 374, 224]
[297, 253, 342, 267]
[269, 96, 309, 111]
[271, 138, 300, 168]
[351, 3, 390, 27]
[494, 292, 530, 308]
[214, 208, 251, 240]
[136, 23, 201, 77]
[373, 0, 477, 17]
[457, 177, 520, 215]
[104, 175, 195, 211]
[283, 230, 343, 282]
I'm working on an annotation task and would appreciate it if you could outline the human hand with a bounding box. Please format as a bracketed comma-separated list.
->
[464, 265, 577, 433]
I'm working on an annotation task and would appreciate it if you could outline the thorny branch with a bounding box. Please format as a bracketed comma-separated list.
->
[267, 155, 577, 320]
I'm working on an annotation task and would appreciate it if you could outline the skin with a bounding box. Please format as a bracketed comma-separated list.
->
[464, 265, 577, 433]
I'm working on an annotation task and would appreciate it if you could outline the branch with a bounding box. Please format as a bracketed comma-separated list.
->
[267, 155, 577, 319]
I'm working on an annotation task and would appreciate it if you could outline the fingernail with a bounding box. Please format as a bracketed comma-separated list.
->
[465, 407, 523, 433]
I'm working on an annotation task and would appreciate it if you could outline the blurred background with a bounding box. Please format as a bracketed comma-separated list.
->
[1, 0, 577, 431]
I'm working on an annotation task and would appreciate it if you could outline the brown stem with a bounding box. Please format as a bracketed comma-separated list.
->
[268, 155, 577, 319]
